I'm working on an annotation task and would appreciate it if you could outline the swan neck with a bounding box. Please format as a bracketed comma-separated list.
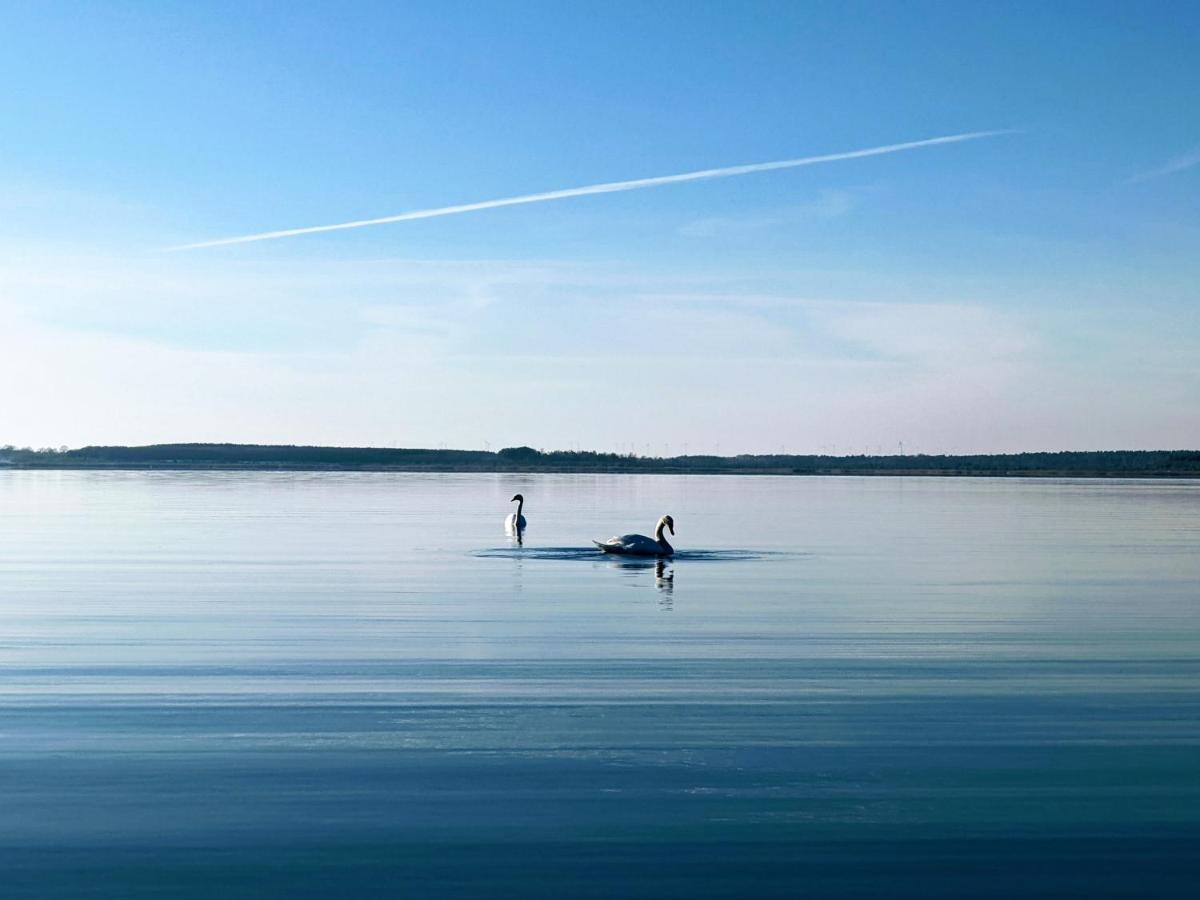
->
[654, 520, 672, 552]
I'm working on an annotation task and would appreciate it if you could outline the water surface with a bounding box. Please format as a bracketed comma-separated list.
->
[1, 471, 1197, 896]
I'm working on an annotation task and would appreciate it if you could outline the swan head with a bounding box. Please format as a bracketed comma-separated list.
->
[511, 494, 524, 503]
[659, 514, 675, 536]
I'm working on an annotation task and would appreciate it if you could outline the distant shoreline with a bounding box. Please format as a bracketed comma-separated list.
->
[4, 464, 1198, 478]
[2, 443, 1198, 478]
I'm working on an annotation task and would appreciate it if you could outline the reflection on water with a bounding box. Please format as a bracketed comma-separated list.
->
[598, 552, 676, 603]
[1, 471, 1198, 896]
[656, 559, 674, 604]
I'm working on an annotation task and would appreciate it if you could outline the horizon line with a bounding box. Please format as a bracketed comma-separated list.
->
[6, 442, 1194, 459]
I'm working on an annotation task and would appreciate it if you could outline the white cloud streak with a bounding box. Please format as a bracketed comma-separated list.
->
[1127, 146, 1200, 184]
[169, 130, 1010, 250]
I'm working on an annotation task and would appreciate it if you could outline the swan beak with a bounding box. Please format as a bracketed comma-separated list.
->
[668, 520, 675, 535]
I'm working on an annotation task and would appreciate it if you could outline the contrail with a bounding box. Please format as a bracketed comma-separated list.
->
[169, 130, 1010, 250]
[1126, 146, 1200, 184]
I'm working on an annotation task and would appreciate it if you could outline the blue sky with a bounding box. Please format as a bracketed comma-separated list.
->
[2, 1, 1197, 453]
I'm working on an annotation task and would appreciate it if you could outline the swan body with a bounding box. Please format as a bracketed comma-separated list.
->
[505, 494, 527, 533]
[594, 515, 674, 556]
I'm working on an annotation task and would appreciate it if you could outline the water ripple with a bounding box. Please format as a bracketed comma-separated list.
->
[472, 547, 781, 562]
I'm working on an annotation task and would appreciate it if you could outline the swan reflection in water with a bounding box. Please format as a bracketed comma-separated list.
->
[655, 558, 674, 605]
[604, 553, 674, 603]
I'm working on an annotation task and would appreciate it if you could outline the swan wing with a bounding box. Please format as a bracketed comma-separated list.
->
[593, 533, 661, 555]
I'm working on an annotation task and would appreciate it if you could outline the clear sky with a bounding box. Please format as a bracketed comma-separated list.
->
[2, 1, 1197, 454]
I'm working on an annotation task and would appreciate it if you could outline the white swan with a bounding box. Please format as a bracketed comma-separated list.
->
[505, 493, 527, 532]
[594, 514, 674, 556]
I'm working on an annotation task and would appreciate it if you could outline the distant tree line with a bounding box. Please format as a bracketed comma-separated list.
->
[2, 443, 1198, 477]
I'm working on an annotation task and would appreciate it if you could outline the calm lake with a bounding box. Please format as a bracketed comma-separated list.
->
[1, 470, 1197, 897]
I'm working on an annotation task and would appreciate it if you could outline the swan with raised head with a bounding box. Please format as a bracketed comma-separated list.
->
[505, 494, 527, 533]
[594, 515, 674, 556]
